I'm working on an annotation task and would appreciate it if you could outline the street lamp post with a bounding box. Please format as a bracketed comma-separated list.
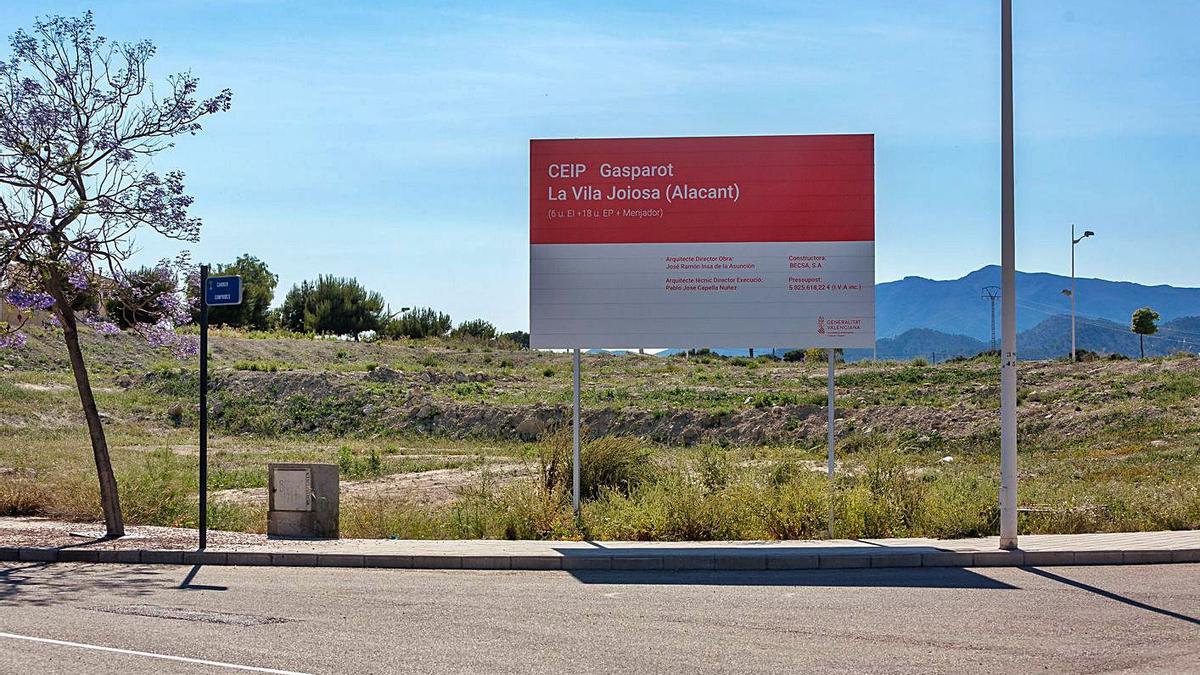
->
[1070, 225, 1095, 362]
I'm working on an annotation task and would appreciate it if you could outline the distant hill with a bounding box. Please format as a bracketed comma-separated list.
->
[878, 266, 1200, 341]
[843, 314, 1200, 362]
[869, 328, 986, 362]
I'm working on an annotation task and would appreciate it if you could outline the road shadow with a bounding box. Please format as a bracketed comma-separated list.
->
[1022, 567, 1200, 626]
[177, 564, 228, 591]
[566, 566, 1014, 588]
[0, 562, 167, 607]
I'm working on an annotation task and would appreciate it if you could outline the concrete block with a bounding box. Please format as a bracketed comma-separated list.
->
[1122, 550, 1173, 565]
[869, 553, 922, 568]
[461, 556, 511, 570]
[766, 554, 819, 570]
[363, 555, 412, 569]
[1022, 551, 1076, 566]
[182, 551, 228, 566]
[921, 552, 974, 567]
[611, 556, 663, 571]
[18, 548, 57, 562]
[562, 556, 612, 571]
[141, 550, 185, 565]
[1171, 549, 1200, 563]
[1071, 550, 1123, 565]
[412, 555, 462, 569]
[818, 554, 869, 569]
[664, 555, 716, 571]
[267, 463, 339, 539]
[57, 548, 100, 563]
[272, 552, 319, 567]
[317, 554, 365, 568]
[715, 554, 766, 571]
[972, 550, 1024, 566]
[226, 552, 273, 566]
[96, 549, 141, 564]
[510, 556, 562, 571]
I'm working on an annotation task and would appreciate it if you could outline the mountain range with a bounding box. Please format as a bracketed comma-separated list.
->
[864, 266, 1200, 360]
[878, 265, 1200, 342]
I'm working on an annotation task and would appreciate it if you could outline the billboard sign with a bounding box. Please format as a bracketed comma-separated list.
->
[529, 134, 874, 349]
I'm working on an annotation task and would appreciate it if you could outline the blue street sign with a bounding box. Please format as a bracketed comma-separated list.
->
[205, 275, 243, 306]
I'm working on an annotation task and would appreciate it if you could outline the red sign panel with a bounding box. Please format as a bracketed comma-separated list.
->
[530, 134, 874, 245]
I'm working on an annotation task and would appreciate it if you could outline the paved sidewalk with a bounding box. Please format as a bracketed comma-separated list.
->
[2, 518, 1197, 571]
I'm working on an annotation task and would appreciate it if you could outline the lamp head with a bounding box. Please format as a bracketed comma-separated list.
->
[1083, 230, 1095, 238]
[1061, 289, 1072, 296]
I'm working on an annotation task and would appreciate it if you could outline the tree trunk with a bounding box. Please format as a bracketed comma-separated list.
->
[1139, 334, 1145, 359]
[59, 303, 125, 538]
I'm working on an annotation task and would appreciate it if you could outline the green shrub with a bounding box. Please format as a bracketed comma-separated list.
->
[385, 307, 452, 339]
[119, 449, 196, 527]
[337, 445, 384, 480]
[540, 430, 654, 501]
[839, 447, 927, 537]
[763, 475, 828, 539]
[451, 318, 498, 341]
[696, 446, 730, 492]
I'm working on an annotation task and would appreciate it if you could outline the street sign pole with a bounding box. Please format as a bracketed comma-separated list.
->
[199, 264, 209, 550]
[197, 271, 240, 550]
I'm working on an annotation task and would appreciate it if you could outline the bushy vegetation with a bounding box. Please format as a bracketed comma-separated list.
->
[384, 306, 452, 339]
[279, 275, 386, 337]
[451, 318, 498, 341]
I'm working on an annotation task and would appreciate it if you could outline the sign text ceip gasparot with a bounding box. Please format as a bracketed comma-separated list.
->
[545, 162, 740, 203]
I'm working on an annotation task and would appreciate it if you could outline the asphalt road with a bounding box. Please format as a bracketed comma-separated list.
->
[1, 562, 1197, 674]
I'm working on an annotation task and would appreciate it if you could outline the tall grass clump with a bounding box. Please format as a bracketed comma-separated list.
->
[119, 448, 197, 527]
[539, 428, 655, 501]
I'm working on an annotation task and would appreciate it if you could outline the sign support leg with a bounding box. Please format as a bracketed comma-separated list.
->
[572, 348, 581, 516]
[198, 264, 209, 550]
[827, 348, 836, 539]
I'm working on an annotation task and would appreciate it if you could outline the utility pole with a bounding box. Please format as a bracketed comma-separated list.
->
[999, 0, 1018, 551]
[982, 286, 1000, 352]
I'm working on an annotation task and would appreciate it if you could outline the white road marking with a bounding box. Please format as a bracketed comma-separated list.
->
[0, 631, 311, 674]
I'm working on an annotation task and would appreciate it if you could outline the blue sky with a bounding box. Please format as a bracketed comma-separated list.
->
[4, 1, 1197, 330]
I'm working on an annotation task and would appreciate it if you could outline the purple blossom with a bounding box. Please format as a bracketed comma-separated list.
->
[137, 320, 197, 358]
[83, 316, 121, 336]
[5, 290, 55, 310]
[0, 332, 28, 349]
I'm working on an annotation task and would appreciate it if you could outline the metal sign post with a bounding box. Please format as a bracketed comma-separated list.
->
[199, 265, 208, 549]
[198, 271, 242, 550]
[827, 348, 836, 539]
[572, 348, 582, 515]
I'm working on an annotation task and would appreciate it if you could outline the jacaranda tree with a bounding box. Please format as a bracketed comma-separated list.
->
[0, 12, 231, 537]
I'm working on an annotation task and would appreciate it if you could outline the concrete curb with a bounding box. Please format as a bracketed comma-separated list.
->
[3, 547, 1198, 571]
